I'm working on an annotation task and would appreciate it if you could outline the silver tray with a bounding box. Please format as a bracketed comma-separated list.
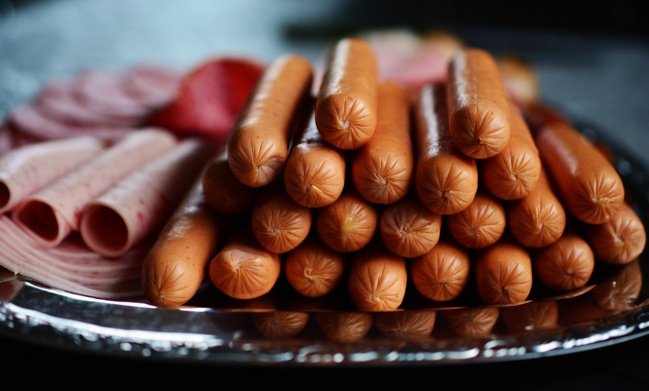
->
[1, 120, 649, 367]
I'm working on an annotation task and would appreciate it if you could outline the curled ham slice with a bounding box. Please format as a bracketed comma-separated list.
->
[80, 138, 215, 257]
[0, 135, 104, 214]
[73, 69, 148, 119]
[11, 128, 177, 248]
[120, 64, 183, 109]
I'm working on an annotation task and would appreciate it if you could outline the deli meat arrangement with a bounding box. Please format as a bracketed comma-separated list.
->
[0, 30, 646, 311]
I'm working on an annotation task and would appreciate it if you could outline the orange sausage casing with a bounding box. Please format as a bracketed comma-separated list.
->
[507, 166, 566, 248]
[586, 203, 646, 265]
[446, 48, 511, 159]
[227, 53, 313, 187]
[209, 225, 281, 300]
[474, 239, 533, 305]
[479, 101, 541, 200]
[414, 83, 478, 215]
[445, 189, 506, 249]
[142, 176, 225, 308]
[251, 182, 312, 254]
[283, 102, 346, 208]
[351, 81, 414, 204]
[315, 37, 379, 150]
[347, 242, 408, 311]
[202, 145, 258, 216]
[534, 120, 625, 224]
[284, 234, 345, 298]
[379, 195, 442, 258]
[410, 236, 471, 302]
[316, 186, 378, 253]
[533, 232, 595, 293]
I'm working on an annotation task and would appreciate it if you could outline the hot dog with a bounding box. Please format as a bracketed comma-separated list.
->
[586, 202, 646, 265]
[533, 232, 595, 293]
[316, 186, 378, 253]
[413, 83, 478, 215]
[251, 311, 310, 339]
[347, 242, 408, 311]
[208, 225, 281, 300]
[441, 307, 500, 338]
[446, 48, 511, 159]
[284, 234, 345, 298]
[534, 120, 625, 224]
[479, 101, 541, 200]
[251, 181, 312, 254]
[374, 310, 437, 339]
[351, 81, 413, 204]
[379, 195, 442, 258]
[474, 239, 533, 305]
[227, 53, 313, 187]
[445, 189, 506, 249]
[410, 236, 471, 302]
[506, 166, 566, 248]
[283, 102, 346, 208]
[141, 175, 225, 308]
[315, 37, 379, 150]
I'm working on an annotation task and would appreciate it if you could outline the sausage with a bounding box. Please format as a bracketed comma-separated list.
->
[379, 195, 442, 258]
[284, 234, 345, 298]
[533, 232, 595, 293]
[351, 81, 413, 204]
[534, 120, 625, 224]
[586, 202, 646, 265]
[141, 176, 226, 308]
[315, 37, 379, 150]
[474, 239, 533, 305]
[441, 307, 500, 338]
[479, 100, 541, 200]
[445, 189, 506, 249]
[413, 83, 478, 215]
[316, 186, 378, 253]
[314, 311, 374, 342]
[347, 242, 408, 311]
[283, 102, 346, 208]
[507, 166, 567, 248]
[446, 48, 511, 159]
[410, 236, 471, 302]
[499, 301, 559, 333]
[227, 53, 313, 187]
[251, 311, 310, 339]
[208, 225, 281, 300]
[202, 145, 259, 216]
[250, 181, 312, 254]
[374, 310, 436, 339]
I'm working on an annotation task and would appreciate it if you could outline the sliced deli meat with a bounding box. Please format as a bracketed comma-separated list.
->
[120, 63, 183, 109]
[0, 135, 105, 214]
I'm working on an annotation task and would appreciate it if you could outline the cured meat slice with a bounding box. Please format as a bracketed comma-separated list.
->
[0, 135, 104, 214]
[11, 128, 177, 247]
[79, 138, 214, 257]
[73, 69, 147, 119]
[121, 63, 183, 108]
[0, 124, 14, 154]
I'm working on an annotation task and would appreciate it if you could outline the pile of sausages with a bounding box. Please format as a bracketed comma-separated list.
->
[142, 36, 646, 311]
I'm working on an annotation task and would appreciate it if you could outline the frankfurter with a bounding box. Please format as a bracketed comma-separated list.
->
[374, 310, 436, 339]
[413, 83, 478, 215]
[442, 307, 500, 338]
[479, 101, 541, 200]
[474, 239, 533, 305]
[351, 81, 413, 204]
[499, 300, 559, 333]
[379, 195, 442, 258]
[141, 175, 225, 308]
[316, 186, 378, 253]
[534, 120, 625, 224]
[586, 202, 646, 265]
[208, 225, 281, 300]
[251, 311, 310, 339]
[446, 48, 511, 159]
[314, 311, 374, 342]
[347, 242, 407, 311]
[410, 236, 471, 302]
[533, 232, 595, 293]
[202, 145, 258, 216]
[284, 234, 345, 298]
[251, 181, 312, 254]
[445, 189, 506, 249]
[283, 102, 346, 208]
[507, 166, 566, 248]
[227, 53, 313, 187]
[315, 37, 379, 150]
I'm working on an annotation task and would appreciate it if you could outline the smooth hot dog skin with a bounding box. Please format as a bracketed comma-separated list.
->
[533, 232, 595, 293]
[445, 189, 506, 249]
[586, 202, 646, 265]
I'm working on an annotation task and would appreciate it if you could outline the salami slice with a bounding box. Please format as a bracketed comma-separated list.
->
[121, 63, 183, 108]
[73, 69, 147, 119]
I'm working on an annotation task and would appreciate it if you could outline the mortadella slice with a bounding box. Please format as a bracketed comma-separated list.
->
[79, 137, 215, 257]
[11, 128, 177, 248]
[0, 135, 105, 214]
